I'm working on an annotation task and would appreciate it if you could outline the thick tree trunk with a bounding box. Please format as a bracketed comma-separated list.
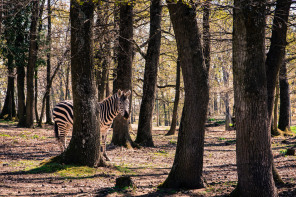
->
[46, 0, 53, 124]
[136, 0, 162, 146]
[278, 63, 290, 131]
[59, 0, 105, 167]
[0, 63, 16, 120]
[231, 0, 277, 196]
[26, 0, 39, 128]
[166, 58, 180, 136]
[112, 1, 134, 148]
[161, 1, 209, 189]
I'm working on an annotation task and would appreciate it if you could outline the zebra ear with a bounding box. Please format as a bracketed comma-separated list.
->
[125, 90, 131, 97]
[117, 89, 123, 97]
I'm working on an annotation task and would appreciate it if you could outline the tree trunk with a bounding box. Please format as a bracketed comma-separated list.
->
[59, 0, 105, 167]
[0, 62, 16, 120]
[278, 63, 290, 131]
[202, 0, 211, 73]
[46, 0, 53, 124]
[160, 1, 209, 189]
[166, 58, 180, 136]
[136, 0, 162, 147]
[17, 63, 26, 126]
[231, 0, 277, 196]
[34, 69, 39, 122]
[26, 0, 39, 128]
[65, 63, 70, 100]
[272, 79, 280, 135]
[112, 1, 134, 148]
[265, 0, 291, 185]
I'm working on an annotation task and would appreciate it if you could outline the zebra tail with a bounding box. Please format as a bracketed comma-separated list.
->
[54, 122, 59, 140]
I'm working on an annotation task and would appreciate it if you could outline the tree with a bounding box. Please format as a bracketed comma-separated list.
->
[45, 0, 53, 124]
[265, 0, 292, 184]
[278, 62, 291, 131]
[26, 0, 39, 128]
[166, 57, 180, 136]
[0, 63, 16, 120]
[136, 0, 162, 146]
[231, 0, 277, 196]
[112, 1, 134, 147]
[58, 0, 105, 167]
[160, 1, 209, 189]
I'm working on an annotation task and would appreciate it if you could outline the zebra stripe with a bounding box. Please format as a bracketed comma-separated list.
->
[52, 90, 130, 161]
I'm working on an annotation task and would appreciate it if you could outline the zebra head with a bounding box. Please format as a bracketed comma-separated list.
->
[117, 89, 131, 119]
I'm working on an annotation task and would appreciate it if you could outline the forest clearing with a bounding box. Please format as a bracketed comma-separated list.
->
[1, 0, 296, 196]
[1, 120, 296, 196]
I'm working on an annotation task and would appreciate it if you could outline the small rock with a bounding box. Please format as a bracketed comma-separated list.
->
[80, 189, 84, 193]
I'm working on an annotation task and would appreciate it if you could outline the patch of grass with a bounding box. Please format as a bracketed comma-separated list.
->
[26, 161, 99, 179]
[0, 133, 11, 137]
[9, 160, 40, 170]
[290, 126, 296, 134]
[218, 137, 226, 141]
[168, 140, 177, 145]
[115, 165, 132, 174]
[225, 139, 236, 144]
[280, 149, 287, 155]
[0, 119, 18, 125]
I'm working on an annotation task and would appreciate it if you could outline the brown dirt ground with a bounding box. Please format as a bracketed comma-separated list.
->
[0, 121, 295, 197]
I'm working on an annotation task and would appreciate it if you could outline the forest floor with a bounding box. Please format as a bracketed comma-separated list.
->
[0, 120, 296, 197]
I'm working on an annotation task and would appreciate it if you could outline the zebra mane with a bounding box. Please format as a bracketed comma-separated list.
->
[99, 93, 118, 103]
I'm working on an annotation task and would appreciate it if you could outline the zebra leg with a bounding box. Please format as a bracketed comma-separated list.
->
[101, 132, 110, 161]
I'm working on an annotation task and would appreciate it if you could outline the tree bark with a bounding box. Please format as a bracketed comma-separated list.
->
[59, 0, 105, 167]
[278, 63, 290, 131]
[26, 0, 39, 128]
[46, 0, 53, 124]
[166, 58, 180, 136]
[0, 62, 16, 120]
[265, 0, 291, 185]
[112, 1, 134, 148]
[17, 63, 26, 126]
[203, 0, 211, 73]
[136, 0, 162, 146]
[272, 79, 280, 135]
[231, 0, 277, 196]
[160, 1, 209, 189]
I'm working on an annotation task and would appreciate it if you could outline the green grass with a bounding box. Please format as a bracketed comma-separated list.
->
[115, 165, 132, 174]
[290, 126, 296, 134]
[0, 133, 11, 137]
[218, 137, 226, 141]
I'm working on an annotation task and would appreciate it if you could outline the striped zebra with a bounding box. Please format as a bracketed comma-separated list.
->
[53, 89, 131, 161]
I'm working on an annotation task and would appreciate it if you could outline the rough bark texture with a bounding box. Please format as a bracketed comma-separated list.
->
[26, 0, 39, 128]
[0, 64, 16, 120]
[136, 0, 162, 146]
[232, 0, 277, 196]
[112, 1, 134, 147]
[166, 58, 180, 136]
[160, 1, 209, 189]
[278, 63, 290, 131]
[46, 0, 53, 124]
[60, 0, 105, 167]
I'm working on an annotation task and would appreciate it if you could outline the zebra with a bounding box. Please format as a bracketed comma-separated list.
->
[53, 89, 131, 161]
